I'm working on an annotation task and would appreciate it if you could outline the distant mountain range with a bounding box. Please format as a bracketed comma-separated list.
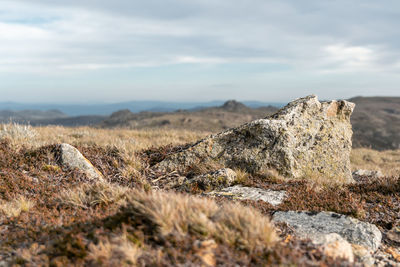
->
[1, 97, 399, 150]
[0, 100, 285, 116]
[99, 100, 279, 132]
[0, 109, 67, 122]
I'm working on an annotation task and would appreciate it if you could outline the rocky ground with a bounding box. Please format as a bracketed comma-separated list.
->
[0, 96, 399, 266]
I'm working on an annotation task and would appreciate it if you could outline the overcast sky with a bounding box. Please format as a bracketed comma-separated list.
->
[1, 0, 399, 103]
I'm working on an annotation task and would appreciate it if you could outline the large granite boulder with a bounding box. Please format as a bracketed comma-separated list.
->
[155, 95, 355, 183]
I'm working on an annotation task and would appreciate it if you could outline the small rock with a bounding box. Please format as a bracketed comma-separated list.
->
[208, 185, 286, 206]
[189, 168, 237, 190]
[314, 233, 354, 263]
[352, 169, 383, 182]
[59, 143, 103, 180]
[272, 211, 382, 251]
[387, 226, 400, 244]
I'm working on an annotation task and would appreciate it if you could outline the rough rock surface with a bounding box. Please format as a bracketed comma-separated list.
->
[155, 95, 355, 183]
[272, 211, 382, 251]
[59, 143, 103, 180]
[188, 168, 237, 190]
[208, 185, 286, 206]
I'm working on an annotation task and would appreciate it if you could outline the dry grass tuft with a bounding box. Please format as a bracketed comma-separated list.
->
[0, 195, 35, 218]
[87, 233, 141, 266]
[123, 189, 278, 252]
[58, 181, 130, 209]
[233, 169, 251, 184]
[0, 122, 37, 147]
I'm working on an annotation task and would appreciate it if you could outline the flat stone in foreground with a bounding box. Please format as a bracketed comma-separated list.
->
[272, 211, 382, 251]
[208, 185, 286, 206]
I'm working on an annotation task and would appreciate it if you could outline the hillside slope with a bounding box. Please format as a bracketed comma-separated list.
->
[100, 100, 279, 132]
[0, 109, 67, 123]
[350, 96, 400, 150]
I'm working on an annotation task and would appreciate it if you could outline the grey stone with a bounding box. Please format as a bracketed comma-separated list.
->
[272, 211, 382, 251]
[155, 95, 355, 183]
[59, 143, 103, 180]
[208, 185, 286, 206]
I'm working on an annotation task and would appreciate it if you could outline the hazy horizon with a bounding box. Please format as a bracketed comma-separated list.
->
[1, 1, 400, 103]
[2, 95, 400, 106]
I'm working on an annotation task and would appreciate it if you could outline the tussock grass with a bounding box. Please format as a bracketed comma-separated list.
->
[58, 181, 130, 209]
[233, 168, 251, 184]
[59, 182, 278, 252]
[0, 195, 34, 218]
[0, 122, 37, 147]
[87, 233, 141, 266]
[123, 189, 278, 252]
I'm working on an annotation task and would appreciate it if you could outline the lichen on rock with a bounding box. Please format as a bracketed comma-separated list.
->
[155, 95, 355, 183]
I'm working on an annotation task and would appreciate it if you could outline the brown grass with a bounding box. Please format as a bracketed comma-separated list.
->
[0, 195, 34, 218]
[122, 189, 278, 252]
[87, 232, 141, 266]
[1, 124, 399, 266]
[2, 124, 398, 181]
[351, 148, 400, 177]
[58, 181, 130, 209]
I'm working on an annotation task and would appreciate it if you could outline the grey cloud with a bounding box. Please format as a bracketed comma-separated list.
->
[0, 0, 399, 102]
[15, 0, 205, 19]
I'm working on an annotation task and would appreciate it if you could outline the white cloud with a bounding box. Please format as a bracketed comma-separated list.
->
[323, 44, 375, 69]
